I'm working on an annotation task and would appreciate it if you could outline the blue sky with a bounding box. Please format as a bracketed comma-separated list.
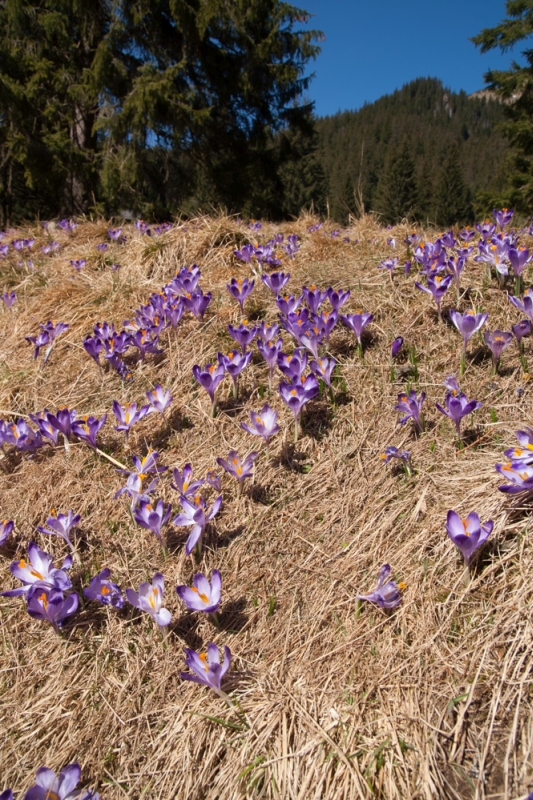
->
[300, 0, 526, 117]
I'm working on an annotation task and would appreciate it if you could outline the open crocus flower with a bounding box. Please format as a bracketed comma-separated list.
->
[484, 329, 513, 373]
[327, 287, 350, 311]
[277, 348, 308, 381]
[126, 573, 172, 628]
[446, 510, 494, 565]
[241, 404, 279, 444]
[172, 464, 204, 497]
[181, 643, 232, 704]
[182, 290, 212, 319]
[217, 349, 252, 398]
[340, 311, 373, 345]
[279, 374, 319, 441]
[493, 207, 514, 228]
[27, 586, 79, 632]
[176, 569, 222, 613]
[173, 494, 222, 556]
[1, 291, 16, 309]
[192, 361, 226, 416]
[276, 292, 303, 317]
[25, 320, 69, 364]
[37, 510, 81, 551]
[146, 384, 173, 417]
[216, 450, 258, 491]
[71, 414, 107, 448]
[227, 322, 257, 352]
[0, 519, 14, 546]
[378, 257, 398, 276]
[23, 763, 100, 800]
[234, 243, 254, 263]
[380, 446, 411, 468]
[255, 321, 280, 343]
[436, 392, 481, 439]
[310, 355, 336, 388]
[449, 310, 488, 368]
[112, 401, 150, 442]
[1, 542, 72, 597]
[261, 271, 290, 293]
[509, 289, 533, 322]
[496, 461, 533, 493]
[394, 390, 426, 432]
[70, 259, 86, 272]
[48, 407, 77, 442]
[302, 285, 327, 313]
[83, 568, 124, 609]
[226, 277, 254, 313]
[512, 319, 532, 345]
[357, 564, 402, 609]
[134, 499, 172, 548]
[108, 227, 123, 240]
[414, 274, 453, 320]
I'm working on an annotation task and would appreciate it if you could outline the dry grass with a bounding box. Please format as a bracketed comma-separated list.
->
[0, 213, 532, 799]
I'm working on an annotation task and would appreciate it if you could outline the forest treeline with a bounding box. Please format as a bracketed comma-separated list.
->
[315, 77, 509, 226]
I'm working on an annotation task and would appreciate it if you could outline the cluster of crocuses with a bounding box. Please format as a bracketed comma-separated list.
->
[1, 761, 100, 799]
[495, 425, 533, 494]
[234, 232, 300, 269]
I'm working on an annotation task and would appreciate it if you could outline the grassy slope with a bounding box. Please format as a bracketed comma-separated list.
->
[0, 214, 531, 800]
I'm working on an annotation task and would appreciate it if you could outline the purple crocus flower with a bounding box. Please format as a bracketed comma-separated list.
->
[512, 319, 532, 345]
[96, 242, 108, 252]
[0, 791, 11, 800]
[378, 257, 398, 274]
[277, 348, 308, 380]
[459, 226, 476, 242]
[310, 355, 336, 387]
[446, 510, 493, 565]
[436, 393, 481, 439]
[357, 564, 402, 609]
[183, 290, 212, 319]
[192, 361, 226, 415]
[114, 472, 158, 511]
[279, 374, 319, 441]
[380, 446, 411, 468]
[508, 246, 531, 276]
[23, 764, 99, 800]
[341, 311, 373, 351]
[216, 450, 258, 489]
[37, 510, 81, 551]
[48, 407, 77, 441]
[1, 291, 16, 309]
[493, 208, 514, 228]
[256, 337, 283, 392]
[134, 498, 172, 548]
[276, 293, 303, 317]
[303, 285, 327, 313]
[176, 570, 222, 614]
[496, 461, 533, 493]
[71, 414, 107, 448]
[449, 310, 488, 354]
[27, 586, 79, 631]
[83, 335, 103, 366]
[439, 230, 457, 249]
[447, 256, 466, 295]
[226, 277, 254, 313]
[261, 272, 290, 293]
[2, 418, 43, 452]
[227, 322, 256, 352]
[391, 337, 404, 359]
[1, 542, 72, 597]
[108, 227, 123, 240]
[181, 643, 232, 703]
[218, 349, 252, 398]
[83, 568, 125, 609]
[241, 404, 279, 444]
[234, 244, 255, 263]
[171, 464, 204, 497]
[255, 321, 280, 343]
[112, 401, 150, 442]
[395, 390, 426, 432]
[146, 384, 173, 416]
[0, 519, 14, 546]
[70, 259, 86, 272]
[29, 410, 61, 446]
[484, 329, 513, 372]
[25, 320, 69, 363]
[173, 494, 222, 555]
[509, 288, 533, 322]
[415, 274, 453, 320]
[327, 288, 350, 311]
[205, 470, 222, 491]
[126, 573, 171, 628]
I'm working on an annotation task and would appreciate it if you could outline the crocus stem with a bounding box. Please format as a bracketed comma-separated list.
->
[293, 417, 299, 443]
[460, 349, 466, 377]
[215, 688, 235, 710]
[515, 275, 522, 296]
[210, 612, 221, 631]
[232, 378, 238, 399]
[63, 434, 71, 457]
[355, 598, 362, 619]
[237, 481, 243, 499]
[521, 353, 529, 372]
[268, 369, 273, 394]
[211, 398, 217, 418]
[328, 385, 335, 406]
[403, 462, 412, 477]
[194, 542, 202, 562]
[357, 340, 363, 360]
[462, 561, 471, 587]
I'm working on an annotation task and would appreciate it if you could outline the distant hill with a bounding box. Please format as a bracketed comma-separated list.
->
[315, 77, 508, 224]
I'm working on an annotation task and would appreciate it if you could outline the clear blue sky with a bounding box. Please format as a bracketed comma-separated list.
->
[300, 0, 526, 117]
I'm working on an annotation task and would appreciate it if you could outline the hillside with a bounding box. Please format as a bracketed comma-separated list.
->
[0, 214, 532, 798]
[316, 77, 508, 223]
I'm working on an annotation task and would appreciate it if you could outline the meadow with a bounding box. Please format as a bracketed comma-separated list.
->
[0, 212, 531, 800]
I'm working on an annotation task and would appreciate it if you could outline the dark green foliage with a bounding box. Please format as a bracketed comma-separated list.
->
[0, 0, 322, 224]
[375, 142, 418, 224]
[315, 77, 508, 224]
[433, 143, 473, 226]
[473, 1, 533, 212]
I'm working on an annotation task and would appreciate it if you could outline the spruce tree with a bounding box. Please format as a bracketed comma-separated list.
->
[375, 142, 418, 224]
[433, 143, 473, 226]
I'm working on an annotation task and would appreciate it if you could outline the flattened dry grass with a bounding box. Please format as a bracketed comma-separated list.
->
[0, 213, 532, 799]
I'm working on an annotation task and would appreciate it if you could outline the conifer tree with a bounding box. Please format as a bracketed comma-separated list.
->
[433, 143, 473, 226]
[375, 142, 418, 224]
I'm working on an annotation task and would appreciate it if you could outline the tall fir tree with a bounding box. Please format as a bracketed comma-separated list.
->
[375, 141, 418, 224]
[433, 143, 473, 226]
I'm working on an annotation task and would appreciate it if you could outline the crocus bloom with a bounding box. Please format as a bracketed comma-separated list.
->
[27, 586, 79, 631]
[496, 461, 533, 493]
[227, 322, 256, 352]
[257, 337, 283, 390]
[1, 542, 72, 597]
[71, 414, 107, 448]
[509, 289, 533, 322]
[277, 348, 308, 380]
[395, 390, 426, 432]
[218, 349, 252, 397]
[176, 570, 222, 613]
[276, 293, 303, 316]
[380, 446, 410, 465]
[83, 568, 125, 609]
[171, 464, 204, 497]
[446, 510, 493, 564]
[183, 290, 212, 319]
[37, 510, 81, 551]
[310, 355, 336, 387]
[70, 259, 86, 271]
[0, 519, 14, 546]
[509, 246, 531, 277]
[25, 320, 69, 363]
[173, 494, 222, 555]
[449, 310, 488, 352]
[146, 384, 173, 416]
[255, 321, 280, 343]
[181, 643, 232, 701]
[279, 374, 319, 440]
[357, 564, 402, 609]
[484, 329, 513, 372]
[303, 285, 327, 313]
[391, 337, 403, 358]
[83, 335, 103, 365]
[108, 227, 122, 240]
[23, 763, 100, 800]
[261, 272, 290, 293]
[1, 291, 16, 309]
[436, 393, 481, 438]
[96, 242, 108, 252]
[414, 275, 453, 320]
[126, 573, 171, 627]
[134, 499, 172, 547]
[0, 791, 12, 800]
[48, 407, 77, 440]
[234, 244, 254, 263]
[29, 410, 61, 446]
[378, 257, 398, 272]
[340, 311, 373, 345]
[1, 418, 43, 452]
[192, 361, 226, 414]
[216, 450, 258, 484]
[112, 401, 150, 442]
[241, 404, 279, 443]
[493, 207, 514, 228]
[226, 277, 254, 313]
[512, 319, 532, 344]
[327, 288, 350, 311]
